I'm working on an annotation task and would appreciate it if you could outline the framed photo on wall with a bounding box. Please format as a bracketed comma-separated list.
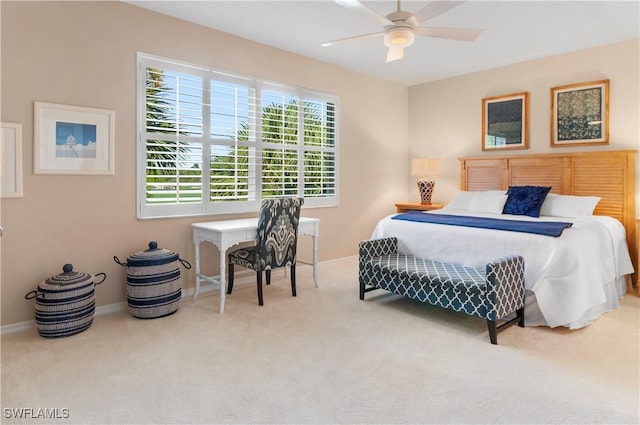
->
[1, 122, 23, 198]
[482, 92, 529, 151]
[550, 79, 609, 147]
[34, 102, 115, 175]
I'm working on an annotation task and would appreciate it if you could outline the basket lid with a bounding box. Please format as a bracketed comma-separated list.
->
[44, 264, 94, 287]
[126, 241, 179, 267]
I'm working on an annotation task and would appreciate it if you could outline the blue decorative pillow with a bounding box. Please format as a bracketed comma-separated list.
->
[503, 186, 551, 217]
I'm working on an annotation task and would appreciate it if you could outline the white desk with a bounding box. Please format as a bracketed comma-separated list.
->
[192, 217, 320, 313]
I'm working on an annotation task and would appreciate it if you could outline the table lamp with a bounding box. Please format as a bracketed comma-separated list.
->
[411, 157, 441, 204]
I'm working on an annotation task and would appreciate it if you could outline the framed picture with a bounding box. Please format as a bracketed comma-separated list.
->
[1, 122, 23, 198]
[482, 92, 529, 151]
[34, 102, 115, 175]
[550, 79, 609, 147]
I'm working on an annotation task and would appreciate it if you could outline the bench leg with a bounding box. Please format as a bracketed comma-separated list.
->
[487, 307, 525, 345]
[359, 281, 382, 300]
[487, 319, 498, 345]
[517, 307, 525, 327]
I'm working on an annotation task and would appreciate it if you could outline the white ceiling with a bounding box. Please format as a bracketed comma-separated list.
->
[126, 0, 640, 86]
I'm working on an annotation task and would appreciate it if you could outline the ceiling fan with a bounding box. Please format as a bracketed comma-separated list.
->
[321, 0, 483, 62]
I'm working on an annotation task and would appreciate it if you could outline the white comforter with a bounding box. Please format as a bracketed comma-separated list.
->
[371, 210, 634, 328]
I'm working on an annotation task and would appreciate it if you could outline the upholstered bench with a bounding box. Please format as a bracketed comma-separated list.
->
[359, 237, 525, 344]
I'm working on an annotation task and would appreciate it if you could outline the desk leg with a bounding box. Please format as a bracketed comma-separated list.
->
[219, 248, 226, 314]
[194, 240, 201, 299]
[312, 234, 318, 288]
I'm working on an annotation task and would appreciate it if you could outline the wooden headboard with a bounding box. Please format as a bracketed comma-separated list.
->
[459, 150, 637, 284]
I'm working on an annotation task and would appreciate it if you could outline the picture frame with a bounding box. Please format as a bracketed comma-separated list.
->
[482, 92, 529, 151]
[34, 102, 115, 175]
[550, 79, 609, 147]
[1, 122, 23, 198]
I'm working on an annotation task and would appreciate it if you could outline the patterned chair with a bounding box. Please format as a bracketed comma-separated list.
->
[227, 197, 304, 306]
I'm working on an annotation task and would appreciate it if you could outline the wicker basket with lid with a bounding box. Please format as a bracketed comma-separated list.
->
[25, 264, 106, 338]
[114, 241, 191, 319]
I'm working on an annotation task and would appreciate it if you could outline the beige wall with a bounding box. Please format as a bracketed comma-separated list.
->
[0, 1, 409, 325]
[407, 38, 640, 209]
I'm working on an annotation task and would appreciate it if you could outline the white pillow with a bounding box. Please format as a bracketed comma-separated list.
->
[469, 192, 508, 214]
[540, 194, 601, 217]
[445, 191, 476, 211]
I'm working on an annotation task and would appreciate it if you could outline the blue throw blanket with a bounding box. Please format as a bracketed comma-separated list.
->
[391, 212, 573, 237]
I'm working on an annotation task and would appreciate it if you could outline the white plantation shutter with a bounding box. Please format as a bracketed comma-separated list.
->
[303, 98, 336, 199]
[145, 139, 203, 205]
[137, 53, 338, 219]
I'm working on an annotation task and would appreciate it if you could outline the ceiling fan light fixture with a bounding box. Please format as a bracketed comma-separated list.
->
[384, 26, 415, 48]
[328, 0, 482, 62]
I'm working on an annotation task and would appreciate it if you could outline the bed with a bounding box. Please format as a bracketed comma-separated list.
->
[372, 150, 637, 329]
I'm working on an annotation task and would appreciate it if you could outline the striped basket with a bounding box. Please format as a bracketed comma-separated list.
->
[114, 241, 191, 319]
[25, 264, 106, 338]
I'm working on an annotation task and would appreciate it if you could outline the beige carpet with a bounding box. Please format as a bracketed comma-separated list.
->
[1, 256, 639, 425]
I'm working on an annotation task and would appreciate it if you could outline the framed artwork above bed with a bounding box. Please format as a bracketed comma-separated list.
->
[481, 92, 529, 151]
[550, 79, 609, 147]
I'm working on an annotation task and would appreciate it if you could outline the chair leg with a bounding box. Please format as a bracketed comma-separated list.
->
[256, 271, 264, 306]
[266, 269, 271, 285]
[227, 263, 234, 294]
[290, 264, 296, 297]
[487, 319, 497, 345]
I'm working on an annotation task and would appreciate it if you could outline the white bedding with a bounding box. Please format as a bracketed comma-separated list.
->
[371, 209, 634, 329]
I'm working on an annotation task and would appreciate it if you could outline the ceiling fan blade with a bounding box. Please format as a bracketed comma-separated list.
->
[386, 46, 404, 62]
[321, 31, 383, 47]
[407, 1, 466, 26]
[415, 26, 483, 41]
[335, 0, 393, 26]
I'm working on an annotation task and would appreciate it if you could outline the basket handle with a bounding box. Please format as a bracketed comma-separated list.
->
[94, 273, 107, 285]
[25, 290, 37, 300]
[113, 256, 128, 267]
[180, 258, 192, 269]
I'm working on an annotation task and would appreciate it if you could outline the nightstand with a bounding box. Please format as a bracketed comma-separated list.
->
[395, 203, 444, 213]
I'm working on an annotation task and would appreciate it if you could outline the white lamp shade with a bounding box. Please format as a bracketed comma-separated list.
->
[384, 27, 415, 48]
[411, 157, 441, 177]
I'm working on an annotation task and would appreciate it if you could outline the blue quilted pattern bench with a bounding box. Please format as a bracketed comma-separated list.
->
[359, 237, 525, 344]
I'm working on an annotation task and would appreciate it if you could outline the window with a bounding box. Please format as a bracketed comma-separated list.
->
[137, 53, 338, 218]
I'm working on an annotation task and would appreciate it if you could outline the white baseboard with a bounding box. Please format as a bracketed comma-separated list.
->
[0, 320, 34, 336]
[96, 302, 127, 315]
